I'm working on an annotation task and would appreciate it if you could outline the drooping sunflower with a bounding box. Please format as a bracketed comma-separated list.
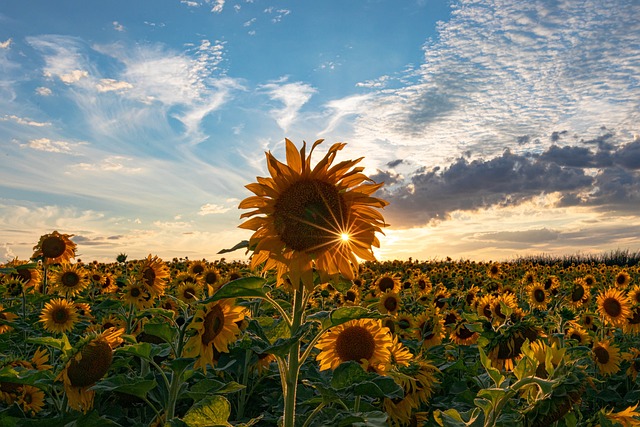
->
[591, 339, 621, 375]
[486, 321, 542, 371]
[383, 359, 439, 426]
[342, 284, 361, 306]
[527, 282, 549, 310]
[7, 258, 42, 291]
[56, 327, 124, 412]
[50, 263, 90, 298]
[315, 318, 392, 374]
[378, 291, 402, 315]
[184, 299, 248, 373]
[450, 323, 479, 346]
[32, 230, 77, 265]
[597, 287, 632, 327]
[528, 340, 566, 378]
[39, 298, 79, 334]
[136, 255, 170, 297]
[413, 310, 446, 349]
[0, 305, 18, 334]
[239, 139, 388, 290]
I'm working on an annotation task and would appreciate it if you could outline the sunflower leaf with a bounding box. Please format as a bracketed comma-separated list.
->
[26, 334, 73, 357]
[182, 394, 231, 427]
[144, 322, 177, 344]
[202, 276, 268, 303]
[91, 375, 157, 399]
[324, 306, 379, 330]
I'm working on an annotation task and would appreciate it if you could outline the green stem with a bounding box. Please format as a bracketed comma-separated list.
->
[301, 403, 326, 427]
[282, 283, 305, 427]
[237, 348, 252, 419]
[353, 395, 361, 413]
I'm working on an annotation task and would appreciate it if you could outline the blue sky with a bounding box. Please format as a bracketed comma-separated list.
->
[1, 0, 639, 263]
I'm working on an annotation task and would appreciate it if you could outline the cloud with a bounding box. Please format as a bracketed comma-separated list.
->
[59, 69, 89, 84]
[96, 78, 133, 92]
[0, 38, 11, 49]
[198, 203, 231, 215]
[181, 0, 200, 6]
[1, 115, 50, 127]
[22, 138, 85, 154]
[73, 156, 143, 173]
[35, 87, 52, 96]
[112, 21, 125, 32]
[210, 0, 224, 13]
[259, 79, 316, 131]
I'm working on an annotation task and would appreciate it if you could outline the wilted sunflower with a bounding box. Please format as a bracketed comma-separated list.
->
[39, 298, 79, 334]
[378, 291, 402, 315]
[239, 138, 388, 290]
[57, 327, 124, 412]
[136, 255, 170, 297]
[0, 305, 18, 334]
[383, 359, 439, 426]
[597, 287, 632, 327]
[17, 385, 45, 416]
[486, 321, 541, 371]
[184, 299, 248, 373]
[32, 230, 77, 265]
[591, 340, 621, 375]
[315, 318, 392, 374]
[527, 282, 549, 310]
[413, 310, 445, 349]
[50, 263, 89, 298]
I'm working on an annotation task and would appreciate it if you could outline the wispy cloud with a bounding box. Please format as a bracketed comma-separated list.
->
[259, 78, 316, 131]
[22, 138, 86, 154]
[95, 78, 133, 92]
[112, 21, 125, 32]
[210, 0, 224, 13]
[198, 203, 231, 215]
[1, 115, 50, 127]
[0, 38, 12, 49]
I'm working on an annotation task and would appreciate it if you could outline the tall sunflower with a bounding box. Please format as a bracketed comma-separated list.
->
[39, 298, 79, 334]
[50, 263, 90, 298]
[56, 327, 124, 412]
[184, 299, 248, 373]
[315, 318, 392, 374]
[238, 138, 388, 290]
[591, 340, 621, 376]
[596, 287, 632, 327]
[136, 255, 170, 297]
[32, 231, 77, 265]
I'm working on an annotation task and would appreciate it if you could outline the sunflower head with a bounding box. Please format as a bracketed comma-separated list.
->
[239, 139, 388, 290]
[597, 287, 632, 327]
[51, 263, 90, 298]
[32, 231, 77, 265]
[39, 298, 79, 334]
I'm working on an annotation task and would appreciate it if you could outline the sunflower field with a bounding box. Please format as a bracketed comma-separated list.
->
[2, 140, 640, 427]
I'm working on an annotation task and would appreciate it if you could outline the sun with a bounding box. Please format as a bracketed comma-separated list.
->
[340, 232, 350, 242]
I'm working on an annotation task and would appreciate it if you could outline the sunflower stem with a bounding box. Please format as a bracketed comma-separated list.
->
[282, 283, 305, 427]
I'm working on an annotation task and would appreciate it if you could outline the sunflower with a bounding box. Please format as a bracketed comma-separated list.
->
[625, 307, 640, 334]
[187, 260, 207, 276]
[6, 258, 42, 291]
[491, 293, 519, 324]
[39, 298, 79, 334]
[450, 323, 479, 346]
[564, 323, 592, 346]
[388, 334, 412, 368]
[433, 285, 451, 310]
[623, 347, 640, 381]
[202, 266, 223, 295]
[98, 272, 118, 294]
[463, 285, 480, 308]
[373, 274, 401, 296]
[596, 287, 632, 327]
[378, 291, 402, 315]
[598, 403, 640, 427]
[383, 359, 439, 426]
[122, 280, 152, 309]
[253, 351, 277, 375]
[487, 262, 502, 279]
[394, 313, 415, 339]
[238, 138, 388, 291]
[542, 275, 560, 292]
[57, 327, 124, 412]
[17, 385, 45, 416]
[476, 294, 495, 321]
[527, 282, 549, 310]
[50, 263, 90, 298]
[315, 318, 392, 374]
[628, 285, 640, 305]
[591, 340, 621, 375]
[486, 321, 541, 371]
[136, 255, 170, 297]
[411, 273, 432, 295]
[184, 299, 248, 373]
[0, 305, 18, 334]
[568, 278, 590, 308]
[342, 284, 361, 306]
[614, 270, 631, 287]
[528, 340, 566, 378]
[177, 282, 202, 304]
[32, 230, 77, 265]
[414, 310, 445, 349]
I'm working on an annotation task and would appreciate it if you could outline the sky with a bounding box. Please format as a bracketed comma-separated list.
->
[1, 0, 639, 264]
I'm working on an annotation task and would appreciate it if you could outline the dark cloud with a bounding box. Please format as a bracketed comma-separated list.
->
[475, 228, 559, 244]
[380, 134, 640, 227]
[386, 159, 405, 168]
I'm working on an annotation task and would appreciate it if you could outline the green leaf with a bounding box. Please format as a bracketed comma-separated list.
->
[331, 361, 370, 389]
[182, 394, 231, 427]
[115, 342, 169, 361]
[27, 335, 73, 357]
[323, 306, 379, 330]
[92, 375, 157, 399]
[434, 408, 483, 427]
[202, 277, 268, 303]
[353, 376, 403, 399]
[478, 346, 505, 387]
[144, 322, 177, 344]
[336, 411, 388, 427]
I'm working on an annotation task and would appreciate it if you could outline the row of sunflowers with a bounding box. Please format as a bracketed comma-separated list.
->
[1, 140, 640, 426]
[1, 230, 639, 426]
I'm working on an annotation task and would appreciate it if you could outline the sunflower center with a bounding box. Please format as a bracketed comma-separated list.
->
[345, 290, 357, 302]
[62, 272, 80, 288]
[456, 325, 474, 339]
[16, 269, 32, 282]
[204, 272, 219, 285]
[131, 287, 141, 298]
[534, 289, 546, 303]
[569, 332, 581, 341]
[398, 319, 411, 330]
[377, 277, 395, 293]
[142, 268, 156, 286]
[202, 305, 225, 346]
[616, 274, 627, 285]
[603, 297, 622, 317]
[593, 346, 610, 364]
[383, 296, 398, 312]
[435, 295, 446, 309]
[24, 392, 32, 404]
[571, 285, 585, 302]
[42, 236, 67, 258]
[184, 288, 196, 299]
[192, 264, 205, 275]
[53, 308, 70, 324]
[273, 179, 346, 252]
[335, 325, 375, 363]
[628, 308, 640, 325]
[482, 305, 492, 318]
[67, 340, 113, 387]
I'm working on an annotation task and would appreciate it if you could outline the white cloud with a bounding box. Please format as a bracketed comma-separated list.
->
[23, 138, 85, 154]
[198, 203, 231, 215]
[96, 78, 133, 92]
[181, 0, 200, 6]
[73, 156, 143, 173]
[59, 69, 89, 84]
[35, 87, 52, 96]
[210, 0, 224, 13]
[112, 21, 125, 32]
[1, 115, 50, 127]
[0, 38, 12, 49]
[259, 79, 316, 131]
